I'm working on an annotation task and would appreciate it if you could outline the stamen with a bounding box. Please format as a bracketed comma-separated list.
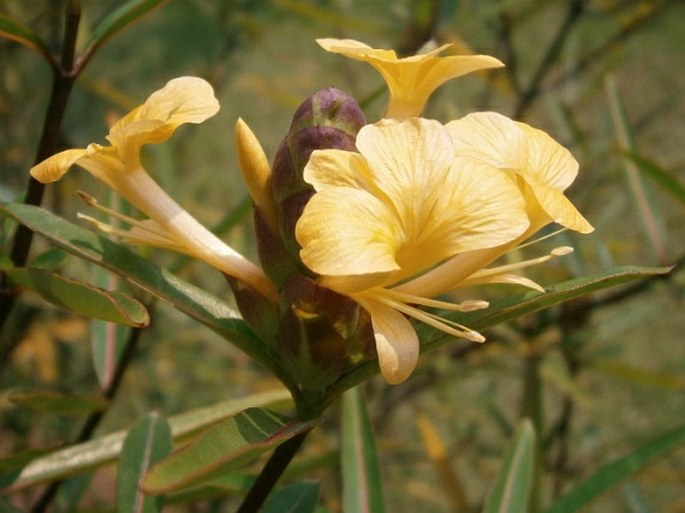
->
[372, 293, 485, 343]
[383, 288, 489, 312]
[469, 246, 573, 280]
[516, 227, 568, 250]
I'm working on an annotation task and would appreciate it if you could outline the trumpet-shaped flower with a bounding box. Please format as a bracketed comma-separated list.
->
[30, 77, 278, 303]
[295, 118, 532, 383]
[317, 38, 503, 119]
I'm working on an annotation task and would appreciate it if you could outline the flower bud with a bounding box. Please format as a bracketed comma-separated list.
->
[269, 87, 366, 275]
[276, 275, 376, 406]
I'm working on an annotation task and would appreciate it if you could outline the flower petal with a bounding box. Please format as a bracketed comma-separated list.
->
[357, 297, 419, 384]
[355, 118, 454, 226]
[30, 149, 88, 183]
[317, 38, 503, 119]
[447, 111, 528, 168]
[303, 149, 374, 191]
[296, 187, 402, 277]
[107, 77, 220, 148]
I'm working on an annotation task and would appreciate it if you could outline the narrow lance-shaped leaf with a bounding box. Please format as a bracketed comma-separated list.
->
[621, 150, 685, 207]
[328, 264, 670, 397]
[543, 425, 685, 513]
[341, 386, 385, 513]
[483, 419, 536, 513]
[0, 13, 55, 66]
[9, 390, 108, 417]
[0, 266, 149, 328]
[79, 0, 170, 69]
[141, 408, 317, 495]
[91, 260, 131, 390]
[117, 413, 172, 513]
[606, 75, 667, 262]
[0, 204, 273, 369]
[9, 389, 292, 490]
[262, 481, 321, 513]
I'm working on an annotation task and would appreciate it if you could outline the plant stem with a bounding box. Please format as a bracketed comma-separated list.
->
[0, 0, 81, 364]
[236, 429, 312, 513]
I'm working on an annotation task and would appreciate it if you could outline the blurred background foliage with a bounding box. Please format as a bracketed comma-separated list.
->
[1, 0, 684, 511]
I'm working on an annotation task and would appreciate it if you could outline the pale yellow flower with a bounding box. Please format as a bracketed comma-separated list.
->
[31, 77, 277, 303]
[295, 118, 531, 383]
[397, 112, 594, 299]
[317, 38, 503, 120]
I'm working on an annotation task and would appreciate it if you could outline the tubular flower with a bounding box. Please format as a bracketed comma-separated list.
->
[295, 118, 531, 384]
[30, 77, 278, 303]
[396, 112, 594, 299]
[317, 38, 503, 120]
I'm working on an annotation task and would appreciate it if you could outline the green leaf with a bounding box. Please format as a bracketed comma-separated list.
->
[90, 263, 131, 390]
[0, 204, 273, 367]
[10, 389, 292, 490]
[1, 266, 149, 327]
[80, 0, 170, 67]
[0, 13, 55, 66]
[117, 414, 172, 513]
[0, 448, 54, 489]
[621, 150, 685, 207]
[328, 265, 670, 397]
[606, 75, 668, 260]
[483, 419, 536, 513]
[262, 481, 321, 513]
[142, 408, 316, 495]
[436, 265, 672, 341]
[341, 387, 385, 513]
[29, 248, 69, 271]
[9, 390, 108, 417]
[543, 425, 685, 513]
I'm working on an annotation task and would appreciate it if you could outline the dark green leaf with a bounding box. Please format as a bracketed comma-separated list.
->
[341, 387, 385, 513]
[483, 419, 536, 513]
[1, 266, 149, 327]
[543, 425, 685, 513]
[0, 204, 273, 367]
[262, 481, 321, 513]
[142, 408, 316, 495]
[80, 0, 170, 67]
[10, 389, 292, 490]
[28, 248, 69, 271]
[0, 13, 55, 66]
[9, 390, 108, 416]
[117, 414, 172, 513]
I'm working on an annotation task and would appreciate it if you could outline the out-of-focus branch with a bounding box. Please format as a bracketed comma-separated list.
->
[513, 0, 588, 119]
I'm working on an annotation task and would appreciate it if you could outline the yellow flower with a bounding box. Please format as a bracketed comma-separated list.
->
[396, 112, 594, 299]
[295, 118, 531, 383]
[317, 38, 503, 119]
[30, 77, 278, 303]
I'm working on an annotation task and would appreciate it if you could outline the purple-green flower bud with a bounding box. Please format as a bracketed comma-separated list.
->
[270, 87, 366, 272]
